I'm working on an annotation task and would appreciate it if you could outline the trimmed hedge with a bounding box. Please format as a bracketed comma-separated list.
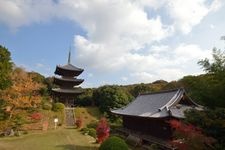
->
[87, 121, 98, 129]
[99, 136, 128, 150]
[42, 103, 52, 110]
[52, 103, 65, 112]
[80, 127, 96, 138]
[88, 128, 96, 138]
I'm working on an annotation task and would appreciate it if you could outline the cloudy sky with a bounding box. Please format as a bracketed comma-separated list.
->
[0, 0, 225, 87]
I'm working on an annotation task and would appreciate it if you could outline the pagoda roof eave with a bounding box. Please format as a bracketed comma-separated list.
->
[54, 77, 84, 83]
[52, 88, 83, 94]
[56, 64, 84, 72]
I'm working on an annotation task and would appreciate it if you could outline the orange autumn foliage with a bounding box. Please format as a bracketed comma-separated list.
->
[1, 68, 43, 110]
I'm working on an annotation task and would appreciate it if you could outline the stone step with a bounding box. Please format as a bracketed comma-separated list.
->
[65, 108, 75, 126]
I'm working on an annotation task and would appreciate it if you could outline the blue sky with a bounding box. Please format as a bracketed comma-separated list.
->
[0, 0, 225, 88]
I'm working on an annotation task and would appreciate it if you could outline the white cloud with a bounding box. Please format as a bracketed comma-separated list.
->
[35, 63, 44, 68]
[210, 24, 215, 29]
[209, 0, 223, 11]
[174, 44, 211, 63]
[0, 0, 221, 34]
[0, 0, 223, 86]
[71, 0, 220, 78]
[88, 73, 93, 77]
[121, 43, 209, 83]
[121, 76, 128, 82]
[166, 0, 222, 34]
[130, 72, 154, 83]
[0, 0, 56, 30]
[157, 68, 186, 81]
[72, 0, 172, 72]
[0, 0, 221, 33]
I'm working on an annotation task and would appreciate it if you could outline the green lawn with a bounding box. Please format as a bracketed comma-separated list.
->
[0, 128, 99, 150]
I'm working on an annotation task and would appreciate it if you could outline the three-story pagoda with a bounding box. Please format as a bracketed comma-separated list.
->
[52, 51, 84, 106]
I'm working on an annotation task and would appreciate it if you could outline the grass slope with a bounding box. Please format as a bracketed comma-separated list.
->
[0, 128, 99, 150]
[0, 107, 101, 150]
[74, 107, 102, 127]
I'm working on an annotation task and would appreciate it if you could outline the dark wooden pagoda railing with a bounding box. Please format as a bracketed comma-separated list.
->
[114, 127, 176, 150]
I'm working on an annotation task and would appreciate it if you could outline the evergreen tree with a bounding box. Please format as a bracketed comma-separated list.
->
[0, 45, 12, 90]
[93, 85, 132, 120]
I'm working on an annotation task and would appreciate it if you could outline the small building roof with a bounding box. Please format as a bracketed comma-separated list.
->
[111, 88, 202, 119]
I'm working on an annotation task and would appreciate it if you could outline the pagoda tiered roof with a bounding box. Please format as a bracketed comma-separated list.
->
[55, 64, 84, 77]
[52, 50, 84, 106]
[52, 88, 83, 97]
[52, 88, 83, 94]
[53, 77, 84, 86]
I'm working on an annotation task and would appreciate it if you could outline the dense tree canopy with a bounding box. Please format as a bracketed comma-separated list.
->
[180, 48, 225, 108]
[28, 72, 45, 84]
[130, 83, 153, 97]
[76, 88, 94, 106]
[93, 85, 132, 118]
[185, 109, 225, 149]
[1, 67, 43, 119]
[0, 45, 12, 90]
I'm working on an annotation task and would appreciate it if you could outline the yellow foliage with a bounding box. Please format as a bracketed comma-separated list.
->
[1, 68, 43, 109]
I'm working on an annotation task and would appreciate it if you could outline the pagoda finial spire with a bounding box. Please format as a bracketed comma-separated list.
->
[68, 47, 71, 64]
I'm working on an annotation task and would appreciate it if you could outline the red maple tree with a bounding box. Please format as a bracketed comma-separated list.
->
[31, 112, 42, 121]
[75, 117, 82, 128]
[168, 119, 215, 150]
[96, 117, 110, 143]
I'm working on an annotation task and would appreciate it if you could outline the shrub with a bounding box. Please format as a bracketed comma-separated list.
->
[185, 109, 225, 148]
[81, 127, 89, 135]
[14, 131, 20, 137]
[96, 117, 110, 143]
[126, 134, 142, 147]
[23, 130, 28, 134]
[88, 128, 96, 138]
[52, 103, 65, 112]
[42, 103, 52, 110]
[13, 114, 27, 130]
[31, 112, 42, 120]
[168, 119, 215, 150]
[99, 136, 128, 150]
[80, 127, 96, 138]
[75, 117, 82, 128]
[0, 121, 10, 133]
[87, 120, 98, 129]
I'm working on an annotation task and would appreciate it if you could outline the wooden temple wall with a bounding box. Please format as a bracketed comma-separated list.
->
[122, 116, 172, 139]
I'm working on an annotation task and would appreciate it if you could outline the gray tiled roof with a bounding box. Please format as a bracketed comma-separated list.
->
[57, 64, 83, 71]
[170, 105, 194, 118]
[111, 88, 201, 118]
